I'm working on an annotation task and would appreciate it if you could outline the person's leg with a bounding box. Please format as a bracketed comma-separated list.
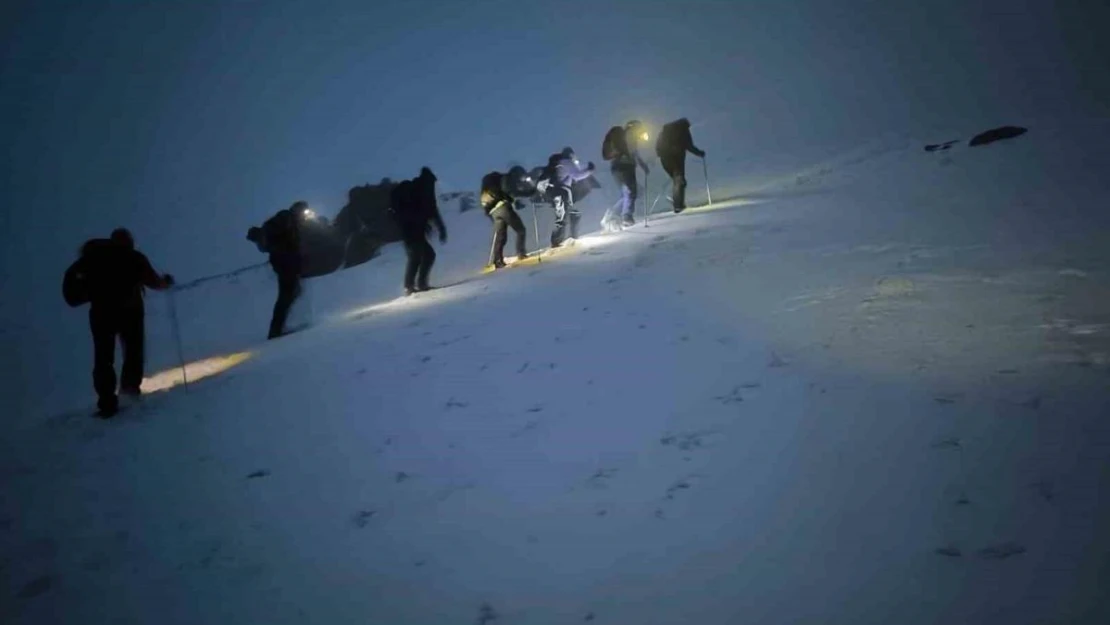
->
[669, 156, 688, 211]
[551, 189, 568, 247]
[620, 165, 638, 225]
[490, 207, 510, 266]
[118, 305, 146, 394]
[490, 208, 509, 266]
[269, 271, 301, 338]
[507, 206, 527, 257]
[401, 231, 421, 292]
[90, 307, 119, 415]
[416, 236, 436, 290]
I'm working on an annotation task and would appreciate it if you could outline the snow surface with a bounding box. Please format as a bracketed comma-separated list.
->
[3, 119, 1110, 624]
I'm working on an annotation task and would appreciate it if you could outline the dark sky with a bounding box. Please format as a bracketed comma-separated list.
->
[1, 0, 1108, 410]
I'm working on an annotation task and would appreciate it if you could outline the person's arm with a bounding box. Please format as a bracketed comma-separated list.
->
[565, 160, 596, 182]
[685, 127, 706, 157]
[137, 252, 174, 290]
[430, 199, 447, 243]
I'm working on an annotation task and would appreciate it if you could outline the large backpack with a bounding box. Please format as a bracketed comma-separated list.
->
[62, 258, 90, 307]
[541, 153, 561, 182]
[601, 126, 626, 161]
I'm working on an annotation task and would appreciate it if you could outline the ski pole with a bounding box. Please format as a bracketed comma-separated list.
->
[167, 287, 189, 390]
[702, 156, 713, 206]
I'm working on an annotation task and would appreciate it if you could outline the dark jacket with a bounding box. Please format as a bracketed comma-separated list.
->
[480, 172, 514, 215]
[262, 208, 301, 256]
[391, 173, 447, 237]
[655, 118, 705, 159]
[70, 239, 167, 308]
[613, 127, 649, 171]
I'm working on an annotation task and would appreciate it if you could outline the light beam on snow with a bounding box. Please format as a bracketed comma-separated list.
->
[141, 351, 253, 393]
[343, 282, 475, 321]
[681, 197, 764, 214]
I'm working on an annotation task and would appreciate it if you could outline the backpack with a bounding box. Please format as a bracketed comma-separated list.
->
[601, 126, 626, 161]
[62, 259, 90, 307]
[541, 153, 561, 182]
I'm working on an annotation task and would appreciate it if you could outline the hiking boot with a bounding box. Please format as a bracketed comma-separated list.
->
[404, 286, 417, 296]
[621, 214, 636, 227]
[96, 398, 119, 419]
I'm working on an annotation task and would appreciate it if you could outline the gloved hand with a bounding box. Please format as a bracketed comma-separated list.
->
[513, 200, 525, 211]
[439, 230, 448, 244]
[587, 161, 596, 171]
[163, 273, 176, 287]
[695, 149, 707, 158]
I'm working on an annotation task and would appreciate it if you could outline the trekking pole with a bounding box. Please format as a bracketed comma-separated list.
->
[530, 200, 541, 250]
[649, 179, 672, 214]
[702, 156, 713, 206]
[167, 287, 189, 390]
[487, 227, 498, 268]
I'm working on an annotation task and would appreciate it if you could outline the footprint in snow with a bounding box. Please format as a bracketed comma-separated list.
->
[477, 602, 499, 624]
[979, 542, 1026, 560]
[714, 386, 745, 405]
[934, 546, 962, 558]
[246, 469, 271, 479]
[768, 352, 788, 368]
[352, 510, 376, 528]
[663, 474, 705, 501]
[587, 468, 618, 488]
[511, 421, 540, 438]
[445, 398, 469, 410]
[930, 437, 962, 450]
[395, 471, 411, 483]
[660, 429, 719, 451]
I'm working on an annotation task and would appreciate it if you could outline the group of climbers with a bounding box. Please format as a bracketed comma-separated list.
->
[64, 118, 704, 418]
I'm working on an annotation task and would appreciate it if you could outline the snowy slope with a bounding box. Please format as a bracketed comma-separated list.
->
[3, 120, 1110, 625]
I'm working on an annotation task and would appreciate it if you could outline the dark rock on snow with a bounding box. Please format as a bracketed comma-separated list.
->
[968, 126, 1028, 147]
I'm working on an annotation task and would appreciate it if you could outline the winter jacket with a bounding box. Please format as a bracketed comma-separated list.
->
[555, 157, 594, 187]
[70, 239, 167, 308]
[613, 127, 648, 171]
[480, 172, 513, 215]
[392, 175, 447, 236]
[655, 118, 705, 159]
[262, 208, 301, 256]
